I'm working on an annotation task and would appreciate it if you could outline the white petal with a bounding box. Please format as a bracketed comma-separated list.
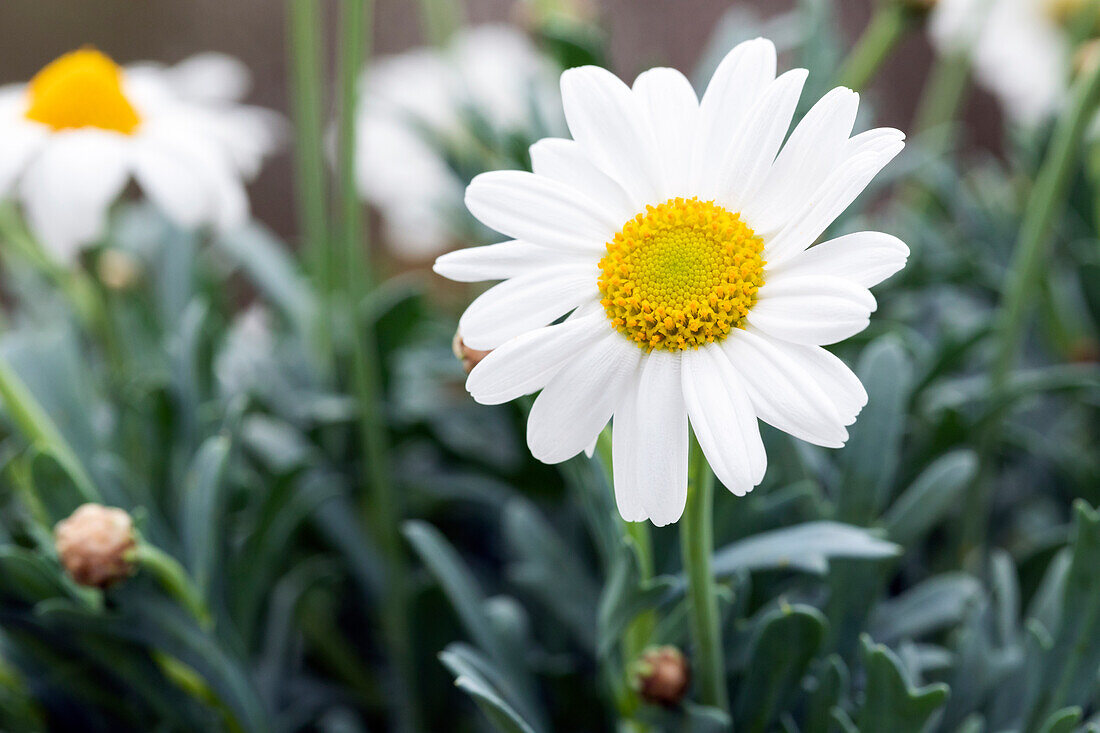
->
[716, 68, 808, 211]
[741, 86, 859, 234]
[560, 65, 661, 208]
[136, 121, 249, 231]
[527, 331, 642, 463]
[767, 231, 909, 289]
[612, 351, 689, 526]
[168, 52, 252, 103]
[722, 328, 848, 448]
[610, 378, 649, 523]
[763, 139, 904, 265]
[681, 345, 766, 495]
[131, 140, 212, 228]
[458, 265, 598, 350]
[19, 131, 132, 261]
[466, 312, 608, 405]
[767, 341, 867, 425]
[747, 275, 877, 346]
[434, 240, 586, 283]
[692, 38, 777, 194]
[0, 121, 47, 196]
[528, 138, 636, 224]
[465, 170, 618, 254]
[631, 67, 698, 199]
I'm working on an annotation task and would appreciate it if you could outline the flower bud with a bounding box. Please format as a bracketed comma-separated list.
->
[54, 504, 136, 588]
[632, 645, 691, 707]
[96, 249, 142, 291]
[1075, 39, 1100, 78]
[453, 330, 492, 374]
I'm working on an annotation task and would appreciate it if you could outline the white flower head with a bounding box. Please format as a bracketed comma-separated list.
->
[435, 39, 908, 526]
[930, 0, 1072, 125]
[356, 25, 563, 258]
[0, 48, 283, 262]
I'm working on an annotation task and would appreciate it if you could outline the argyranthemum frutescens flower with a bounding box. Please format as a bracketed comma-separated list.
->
[929, 0, 1095, 125]
[434, 38, 908, 526]
[0, 48, 282, 262]
[355, 25, 563, 258]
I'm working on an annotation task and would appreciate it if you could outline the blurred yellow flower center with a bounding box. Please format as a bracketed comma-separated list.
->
[25, 49, 141, 135]
[598, 197, 765, 352]
[1048, 0, 1100, 26]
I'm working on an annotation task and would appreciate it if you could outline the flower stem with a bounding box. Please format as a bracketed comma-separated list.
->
[287, 0, 332, 359]
[337, 3, 421, 730]
[417, 0, 462, 46]
[132, 543, 212, 630]
[836, 2, 920, 92]
[963, 52, 1100, 557]
[680, 434, 728, 714]
[910, 51, 970, 140]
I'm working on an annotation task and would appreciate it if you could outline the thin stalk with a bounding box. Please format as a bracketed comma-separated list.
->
[595, 428, 655, 725]
[337, 2, 420, 730]
[416, 0, 462, 46]
[680, 434, 728, 714]
[963, 54, 1100, 556]
[836, 2, 920, 92]
[133, 543, 212, 630]
[911, 51, 970, 140]
[287, 0, 332, 359]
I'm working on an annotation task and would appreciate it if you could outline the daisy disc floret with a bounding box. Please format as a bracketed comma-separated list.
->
[435, 38, 909, 526]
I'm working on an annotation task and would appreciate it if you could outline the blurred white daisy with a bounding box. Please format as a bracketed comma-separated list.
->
[435, 38, 908, 526]
[929, 0, 1074, 125]
[356, 24, 563, 259]
[0, 48, 282, 262]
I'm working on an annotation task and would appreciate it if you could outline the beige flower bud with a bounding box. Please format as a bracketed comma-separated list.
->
[453, 330, 492, 374]
[54, 504, 136, 588]
[1075, 39, 1100, 78]
[632, 646, 691, 707]
[96, 249, 142, 291]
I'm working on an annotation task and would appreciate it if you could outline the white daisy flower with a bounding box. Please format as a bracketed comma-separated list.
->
[929, 0, 1075, 125]
[434, 38, 908, 526]
[356, 24, 563, 258]
[0, 48, 282, 262]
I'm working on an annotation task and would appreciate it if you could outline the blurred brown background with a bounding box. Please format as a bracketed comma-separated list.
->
[0, 0, 996, 242]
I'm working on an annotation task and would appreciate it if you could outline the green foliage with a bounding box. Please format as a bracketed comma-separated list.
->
[0, 2, 1096, 732]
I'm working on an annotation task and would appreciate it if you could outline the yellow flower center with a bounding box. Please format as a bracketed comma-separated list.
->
[25, 49, 141, 135]
[1048, 0, 1100, 27]
[598, 197, 765, 352]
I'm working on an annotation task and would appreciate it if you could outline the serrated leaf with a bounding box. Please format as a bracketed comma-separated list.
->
[837, 336, 912, 525]
[882, 450, 978, 546]
[179, 435, 232, 600]
[440, 644, 540, 733]
[711, 521, 900, 577]
[597, 540, 675, 658]
[804, 655, 849, 733]
[1028, 502, 1100, 725]
[856, 636, 949, 733]
[734, 604, 826, 733]
[1038, 707, 1082, 733]
[502, 499, 598, 651]
[869, 573, 982, 643]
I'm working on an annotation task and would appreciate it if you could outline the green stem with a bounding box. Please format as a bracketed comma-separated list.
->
[338, 2, 420, 729]
[835, 2, 920, 92]
[911, 51, 970, 140]
[963, 53, 1100, 556]
[595, 428, 656, 716]
[287, 0, 333, 360]
[337, 0, 370, 293]
[681, 434, 728, 714]
[416, 0, 462, 46]
[133, 543, 212, 630]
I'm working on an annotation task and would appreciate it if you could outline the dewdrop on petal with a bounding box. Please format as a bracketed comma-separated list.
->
[632, 646, 691, 707]
[55, 504, 136, 588]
